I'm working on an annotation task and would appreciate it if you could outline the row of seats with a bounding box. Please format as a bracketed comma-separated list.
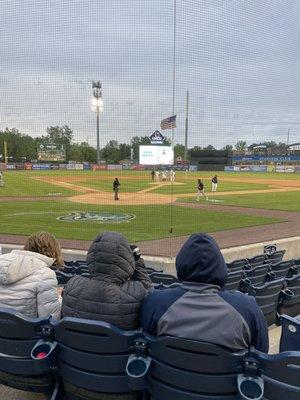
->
[0, 308, 299, 400]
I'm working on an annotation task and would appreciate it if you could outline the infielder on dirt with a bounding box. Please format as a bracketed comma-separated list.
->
[196, 179, 207, 201]
[113, 177, 121, 200]
[211, 175, 218, 192]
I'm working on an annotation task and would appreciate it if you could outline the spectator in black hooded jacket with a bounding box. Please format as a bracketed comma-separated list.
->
[62, 232, 152, 330]
[141, 233, 268, 352]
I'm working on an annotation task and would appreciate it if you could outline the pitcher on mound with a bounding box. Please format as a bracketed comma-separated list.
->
[196, 179, 207, 201]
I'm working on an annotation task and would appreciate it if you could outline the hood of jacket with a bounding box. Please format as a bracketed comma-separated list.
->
[176, 233, 227, 287]
[86, 232, 135, 282]
[0, 250, 54, 285]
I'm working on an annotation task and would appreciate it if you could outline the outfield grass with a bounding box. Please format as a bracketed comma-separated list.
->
[0, 172, 78, 196]
[0, 200, 281, 242]
[178, 191, 300, 212]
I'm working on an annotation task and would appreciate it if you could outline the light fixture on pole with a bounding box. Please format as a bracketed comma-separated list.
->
[91, 81, 103, 164]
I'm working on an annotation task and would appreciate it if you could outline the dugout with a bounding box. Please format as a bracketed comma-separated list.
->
[190, 150, 232, 171]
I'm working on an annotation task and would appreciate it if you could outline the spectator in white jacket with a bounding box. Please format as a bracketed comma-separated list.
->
[0, 232, 63, 319]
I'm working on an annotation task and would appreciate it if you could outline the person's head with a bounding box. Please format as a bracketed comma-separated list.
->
[175, 233, 227, 287]
[24, 232, 63, 267]
[198, 179, 201, 183]
[87, 232, 135, 281]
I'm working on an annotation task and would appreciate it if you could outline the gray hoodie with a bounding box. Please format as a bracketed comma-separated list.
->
[0, 249, 61, 319]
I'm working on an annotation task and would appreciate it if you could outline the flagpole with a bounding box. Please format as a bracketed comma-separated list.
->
[184, 90, 189, 160]
[172, 0, 177, 149]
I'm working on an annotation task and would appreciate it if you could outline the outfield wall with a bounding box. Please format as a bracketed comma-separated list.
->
[225, 165, 300, 173]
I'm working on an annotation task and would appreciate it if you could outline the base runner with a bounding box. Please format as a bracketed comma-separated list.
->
[196, 179, 207, 201]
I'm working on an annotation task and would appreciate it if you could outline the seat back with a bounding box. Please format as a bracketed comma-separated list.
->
[279, 315, 300, 352]
[54, 317, 139, 395]
[257, 350, 300, 400]
[271, 260, 294, 279]
[0, 308, 57, 394]
[249, 279, 284, 325]
[149, 272, 179, 285]
[145, 334, 246, 400]
[280, 273, 300, 317]
[226, 258, 247, 272]
[55, 270, 74, 285]
[247, 254, 266, 267]
[266, 250, 286, 265]
[244, 264, 269, 286]
[224, 269, 244, 291]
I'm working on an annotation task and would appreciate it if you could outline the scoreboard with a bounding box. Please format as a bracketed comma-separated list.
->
[37, 143, 66, 162]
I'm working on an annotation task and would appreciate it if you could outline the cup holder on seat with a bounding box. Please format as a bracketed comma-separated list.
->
[126, 354, 151, 390]
[238, 374, 264, 400]
[31, 340, 58, 372]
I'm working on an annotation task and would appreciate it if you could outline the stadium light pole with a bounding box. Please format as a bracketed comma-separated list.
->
[91, 81, 103, 164]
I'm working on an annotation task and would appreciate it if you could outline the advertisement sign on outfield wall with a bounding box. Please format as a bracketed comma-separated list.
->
[284, 166, 295, 173]
[250, 165, 267, 172]
[0, 163, 7, 171]
[107, 164, 123, 171]
[295, 166, 300, 173]
[92, 164, 107, 171]
[132, 164, 146, 171]
[6, 164, 15, 170]
[240, 165, 250, 171]
[224, 166, 234, 171]
[32, 164, 51, 170]
[275, 166, 285, 173]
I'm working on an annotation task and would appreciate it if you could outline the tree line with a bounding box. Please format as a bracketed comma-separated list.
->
[0, 127, 288, 163]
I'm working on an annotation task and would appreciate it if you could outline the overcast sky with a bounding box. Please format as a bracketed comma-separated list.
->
[0, 0, 299, 148]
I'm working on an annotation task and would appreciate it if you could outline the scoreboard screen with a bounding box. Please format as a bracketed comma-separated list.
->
[37, 143, 66, 162]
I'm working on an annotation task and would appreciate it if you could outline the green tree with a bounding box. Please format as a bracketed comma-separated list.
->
[101, 140, 120, 163]
[222, 144, 233, 151]
[235, 140, 247, 152]
[46, 125, 73, 146]
[174, 144, 185, 160]
[0, 128, 37, 162]
[119, 143, 131, 161]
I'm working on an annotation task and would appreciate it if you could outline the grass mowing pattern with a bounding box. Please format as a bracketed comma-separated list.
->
[0, 201, 281, 242]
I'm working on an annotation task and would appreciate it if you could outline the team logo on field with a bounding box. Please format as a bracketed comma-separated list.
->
[57, 212, 135, 223]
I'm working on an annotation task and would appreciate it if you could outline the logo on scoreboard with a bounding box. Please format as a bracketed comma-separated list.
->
[149, 130, 165, 144]
[57, 212, 135, 223]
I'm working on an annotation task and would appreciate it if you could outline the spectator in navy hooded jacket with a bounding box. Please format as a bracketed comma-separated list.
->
[141, 233, 268, 352]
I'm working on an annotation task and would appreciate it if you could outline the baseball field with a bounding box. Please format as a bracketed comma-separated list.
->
[0, 170, 299, 248]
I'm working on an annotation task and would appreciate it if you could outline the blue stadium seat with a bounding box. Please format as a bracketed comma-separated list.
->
[145, 334, 247, 400]
[224, 269, 244, 291]
[270, 260, 295, 279]
[226, 258, 248, 272]
[279, 315, 300, 352]
[53, 318, 149, 400]
[148, 272, 179, 285]
[244, 264, 270, 287]
[256, 349, 300, 399]
[279, 273, 300, 317]
[266, 250, 286, 265]
[248, 279, 285, 325]
[145, 266, 163, 274]
[0, 308, 60, 399]
[246, 254, 266, 268]
[55, 270, 74, 285]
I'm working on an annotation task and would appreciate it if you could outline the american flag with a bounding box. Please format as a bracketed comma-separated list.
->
[160, 115, 177, 130]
